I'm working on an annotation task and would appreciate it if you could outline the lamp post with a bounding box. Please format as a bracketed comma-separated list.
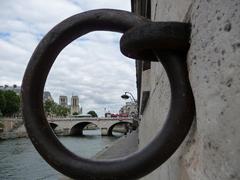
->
[121, 92, 139, 130]
[121, 92, 137, 103]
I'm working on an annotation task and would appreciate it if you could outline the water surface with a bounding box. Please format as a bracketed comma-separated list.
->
[0, 130, 121, 180]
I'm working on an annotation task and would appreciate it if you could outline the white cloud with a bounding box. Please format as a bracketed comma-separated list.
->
[0, 0, 135, 116]
[69, 0, 130, 11]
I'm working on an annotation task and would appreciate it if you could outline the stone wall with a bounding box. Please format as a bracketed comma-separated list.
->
[0, 119, 27, 139]
[137, 0, 240, 179]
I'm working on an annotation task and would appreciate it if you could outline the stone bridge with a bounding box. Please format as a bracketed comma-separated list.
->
[48, 117, 133, 136]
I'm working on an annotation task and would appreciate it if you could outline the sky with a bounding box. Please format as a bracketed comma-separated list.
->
[0, 0, 136, 117]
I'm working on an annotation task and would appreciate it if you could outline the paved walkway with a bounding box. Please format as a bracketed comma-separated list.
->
[94, 130, 139, 159]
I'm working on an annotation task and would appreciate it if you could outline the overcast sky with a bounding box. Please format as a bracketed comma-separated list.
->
[0, 0, 136, 117]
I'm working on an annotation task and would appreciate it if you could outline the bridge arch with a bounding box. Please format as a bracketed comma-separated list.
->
[70, 122, 99, 136]
[107, 121, 133, 136]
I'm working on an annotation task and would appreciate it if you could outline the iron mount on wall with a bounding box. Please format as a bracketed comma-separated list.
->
[21, 9, 195, 180]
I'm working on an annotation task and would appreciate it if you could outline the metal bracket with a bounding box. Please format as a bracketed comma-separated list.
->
[21, 9, 195, 180]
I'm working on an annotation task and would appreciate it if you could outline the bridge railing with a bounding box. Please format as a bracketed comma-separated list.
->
[47, 117, 134, 122]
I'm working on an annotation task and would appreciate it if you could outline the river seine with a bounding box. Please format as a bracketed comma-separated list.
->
[0, 130, 122, 180]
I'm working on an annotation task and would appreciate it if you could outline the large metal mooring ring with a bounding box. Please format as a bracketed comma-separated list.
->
[22, 9, 195, 179]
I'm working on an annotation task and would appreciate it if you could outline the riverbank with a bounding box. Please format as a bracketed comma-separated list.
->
[0, 131, 27, 140]
[0, 118, 25, 140]
[0, 128, 127, 140]
[0, 122, 128, 140]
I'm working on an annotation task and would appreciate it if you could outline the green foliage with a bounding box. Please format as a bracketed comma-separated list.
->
[0, 90, 6, 115]
[1, 90, 20, 117]
[44, 99, 56, 116]
[44, 99, 70, 117]
[87, 110, 98, 117]
[72, 112, 79, 115]
[54, 105, 70, 117]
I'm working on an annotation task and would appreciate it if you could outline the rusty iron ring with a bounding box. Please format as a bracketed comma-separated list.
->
[22, 9, 195, 179]
[120, 22, 191, 61]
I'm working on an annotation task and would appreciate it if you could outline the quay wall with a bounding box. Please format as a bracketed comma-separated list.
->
[132, 0, 240, 179]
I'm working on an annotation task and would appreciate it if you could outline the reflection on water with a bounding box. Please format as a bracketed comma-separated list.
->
[0, 130, 122, 180]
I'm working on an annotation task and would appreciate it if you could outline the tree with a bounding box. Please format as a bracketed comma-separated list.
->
[44, 99, 56, 117]
[55, 105, 70, 117]
[0, 122, 4, 132]
[0, 90, 6, 115]
[72, 112, 79, 116]
[87, 110, 98, 117]
[44, 100, 70, 117]
[2, 90, 20, 117]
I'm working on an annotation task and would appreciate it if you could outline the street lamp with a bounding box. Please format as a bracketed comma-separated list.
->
[121, 92, 139, 130]
[121, 92, 137, 103]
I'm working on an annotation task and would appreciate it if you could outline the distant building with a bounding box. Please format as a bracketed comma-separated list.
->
[71, 96, 80, 115]
[0, 84, 21, 95]
[59, 96, 68, 107]
[119, 102, 137, 117]
[43, 91, 53, 102]
[0, 84, 53, 102]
